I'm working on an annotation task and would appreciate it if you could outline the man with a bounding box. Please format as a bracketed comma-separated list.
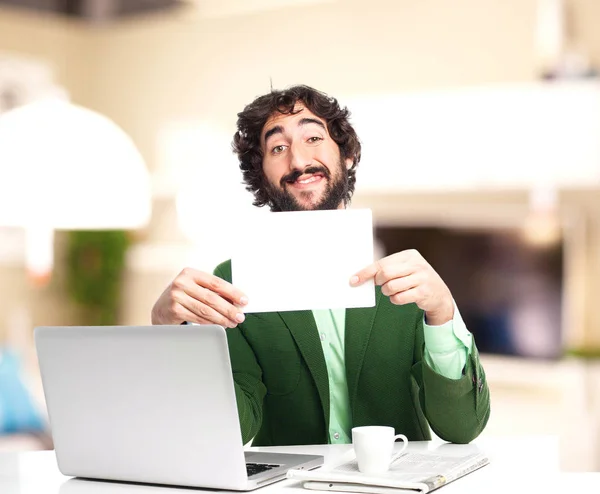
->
[152, 85, 490, 446]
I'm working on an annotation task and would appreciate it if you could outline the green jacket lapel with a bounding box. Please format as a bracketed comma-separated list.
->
[345, 288, 382, 413]
[278, 310, 330, 430]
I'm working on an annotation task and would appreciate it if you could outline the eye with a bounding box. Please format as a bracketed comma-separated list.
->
[272, 145, 287, 155]
[307, 136, 323, 144]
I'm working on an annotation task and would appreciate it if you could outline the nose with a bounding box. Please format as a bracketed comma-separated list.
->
[289, 140, 313, 171]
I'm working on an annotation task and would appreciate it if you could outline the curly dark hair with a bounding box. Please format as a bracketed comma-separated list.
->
[232, 85, 362, 209]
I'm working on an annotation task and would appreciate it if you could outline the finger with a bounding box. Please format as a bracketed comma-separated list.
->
[381, 273, 420, 298]
[175, 290, 241, 329]
[200, 273, 249, 306]
[172, 271, 245, 325]
[374, 262, 416, 286]
[183, 268, 248, 306]
[390, 249, 423, 264]
[161, 297, 222, 327]
[185, 284, 245, 326]
[389, 287, 421, 306]
[350, 261, 380, 286]
[169, 304, 212, 326]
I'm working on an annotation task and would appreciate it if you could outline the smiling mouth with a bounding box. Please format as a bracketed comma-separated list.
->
[286, 173, 325, 188]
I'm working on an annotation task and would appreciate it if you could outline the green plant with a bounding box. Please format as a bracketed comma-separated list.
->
[65, 230, 130, 326]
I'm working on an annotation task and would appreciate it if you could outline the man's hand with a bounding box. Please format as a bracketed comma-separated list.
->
[151, 268, 248, 328]
[350, 249, 454, 326]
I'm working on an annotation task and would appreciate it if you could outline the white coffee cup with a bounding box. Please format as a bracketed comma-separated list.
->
[351, 426, 408, 475]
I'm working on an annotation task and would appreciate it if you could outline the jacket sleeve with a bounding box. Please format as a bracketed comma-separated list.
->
[214, 263, 266, 445]
[412, 308, 491, 444]
[227, 324, 267, 444]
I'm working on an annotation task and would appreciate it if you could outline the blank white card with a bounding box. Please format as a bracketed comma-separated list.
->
[232, 209, 375, 313]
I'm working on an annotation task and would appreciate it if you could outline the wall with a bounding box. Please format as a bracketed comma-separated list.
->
[0, 6, 96, 103]
[83, 0, 538, 168]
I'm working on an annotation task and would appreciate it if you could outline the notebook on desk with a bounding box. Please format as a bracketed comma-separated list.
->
[35, 324, 323, 490]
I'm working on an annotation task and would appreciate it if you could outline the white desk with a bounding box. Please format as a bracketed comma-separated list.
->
[1, 436, 599, 494]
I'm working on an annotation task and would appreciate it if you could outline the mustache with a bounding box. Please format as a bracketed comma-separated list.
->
[280, 166, 331, 187]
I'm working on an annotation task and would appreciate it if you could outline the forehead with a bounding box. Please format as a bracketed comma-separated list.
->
[261, 104, 327, 139]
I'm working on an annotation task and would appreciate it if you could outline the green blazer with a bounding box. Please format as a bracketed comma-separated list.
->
[215, 260, 490, 446]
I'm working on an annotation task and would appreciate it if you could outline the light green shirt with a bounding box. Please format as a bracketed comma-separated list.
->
[312, 301, 472, 444]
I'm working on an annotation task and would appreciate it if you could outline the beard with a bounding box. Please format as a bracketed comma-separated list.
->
[263, 158, 349, 212]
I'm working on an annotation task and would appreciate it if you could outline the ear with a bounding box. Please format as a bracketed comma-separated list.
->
[345, 157, 353, 170]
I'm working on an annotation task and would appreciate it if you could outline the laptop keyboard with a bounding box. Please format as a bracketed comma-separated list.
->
[246, 462, 281, 477]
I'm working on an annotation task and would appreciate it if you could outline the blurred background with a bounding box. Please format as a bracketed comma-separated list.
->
[1, 0, 600, 471]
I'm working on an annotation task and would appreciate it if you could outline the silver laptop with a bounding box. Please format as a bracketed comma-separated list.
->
[34, 324, 323, 490]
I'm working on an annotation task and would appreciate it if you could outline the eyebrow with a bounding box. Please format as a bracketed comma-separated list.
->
[264, 125, 283, 144]
[263, 117, 326, 145]
[298, 117, 326, 130]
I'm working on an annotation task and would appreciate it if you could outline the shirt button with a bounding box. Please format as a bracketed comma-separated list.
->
[333, 432, 340, 440]
[320, 333, 326, 341]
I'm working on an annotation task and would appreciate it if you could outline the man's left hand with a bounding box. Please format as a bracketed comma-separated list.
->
[351, 249, 454, 326]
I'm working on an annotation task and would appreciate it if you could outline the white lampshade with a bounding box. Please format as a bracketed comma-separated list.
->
[0, 97, 151, 229]
[0, 97, 151, 279]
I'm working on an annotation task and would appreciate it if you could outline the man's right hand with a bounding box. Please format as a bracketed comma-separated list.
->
[151, 268, 248, 328]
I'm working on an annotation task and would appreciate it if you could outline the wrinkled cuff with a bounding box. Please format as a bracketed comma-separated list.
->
[423, 300, 472, 355]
